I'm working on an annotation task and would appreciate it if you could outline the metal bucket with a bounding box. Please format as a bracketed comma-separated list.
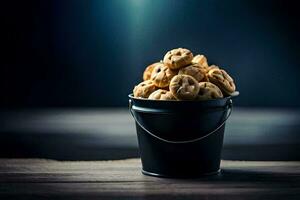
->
[129, 94, 235, 178]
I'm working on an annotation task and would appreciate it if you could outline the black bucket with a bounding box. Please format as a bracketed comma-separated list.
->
[129, 94, 235, 178]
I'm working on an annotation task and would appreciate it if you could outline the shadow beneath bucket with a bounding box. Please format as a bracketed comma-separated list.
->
[217, 169, 300, 183]
[136, 167, 300, 200]
[156, 166, 300, 183]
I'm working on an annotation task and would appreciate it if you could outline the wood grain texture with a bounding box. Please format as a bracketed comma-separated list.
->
[0, 159, 300, 199]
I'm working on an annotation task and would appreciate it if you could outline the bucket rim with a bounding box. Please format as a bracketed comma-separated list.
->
[128, 91, 239, 102]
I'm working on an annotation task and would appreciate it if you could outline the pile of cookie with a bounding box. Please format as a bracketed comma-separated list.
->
[133, 48, 236, 101]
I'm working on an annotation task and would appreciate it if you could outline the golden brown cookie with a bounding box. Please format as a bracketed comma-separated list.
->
[133, 80, 156, 98]
[207, 68, 236, 95]
[143, 62, 160, 81]
[163, 48, 193, 70]
[169, 75, 200, 100]
[178, 64, 207, 82]
[207, 65, 219, 71]
[196, 82, 223, 101]
[192, 54, 209, 69]
[150, 63, 177, 88]
[148, 89, 177, 101]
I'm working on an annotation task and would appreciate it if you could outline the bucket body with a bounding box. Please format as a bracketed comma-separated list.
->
[129, 94, 233, 178]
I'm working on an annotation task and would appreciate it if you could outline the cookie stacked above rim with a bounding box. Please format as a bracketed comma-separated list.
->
[133, 48, 236, 101]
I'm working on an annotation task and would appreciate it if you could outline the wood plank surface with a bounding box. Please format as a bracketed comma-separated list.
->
[0, 159, 300, 199]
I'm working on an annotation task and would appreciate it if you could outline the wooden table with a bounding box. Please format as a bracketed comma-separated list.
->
[1, 159, 300, 199]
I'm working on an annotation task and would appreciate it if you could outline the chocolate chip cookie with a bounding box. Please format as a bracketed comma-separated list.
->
[163, 48, 193, 70]
[169, 75, 200, 100]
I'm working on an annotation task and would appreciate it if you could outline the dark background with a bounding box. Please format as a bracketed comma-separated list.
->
[1, 0, 300, 108]
[0, 0, 300, 162]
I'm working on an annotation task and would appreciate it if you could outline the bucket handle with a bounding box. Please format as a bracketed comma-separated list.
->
[129, 99, 233, 144]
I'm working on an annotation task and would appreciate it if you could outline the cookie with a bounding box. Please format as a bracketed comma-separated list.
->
[196, 82, 223, 101]
[133, 80, 156, 98]
[150, 63, 177, 88]
[148, 89, 177, 101]
[207, 68, 236, 95]
[200, 64, 220, 81]
[163, 48, 193, 70]
[192, 54, 209, 70]
[143, 62, 160, 81]
[178, 64, 207, 82]
[169, 75, 200, 100]
[207, 65, 219, 71]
